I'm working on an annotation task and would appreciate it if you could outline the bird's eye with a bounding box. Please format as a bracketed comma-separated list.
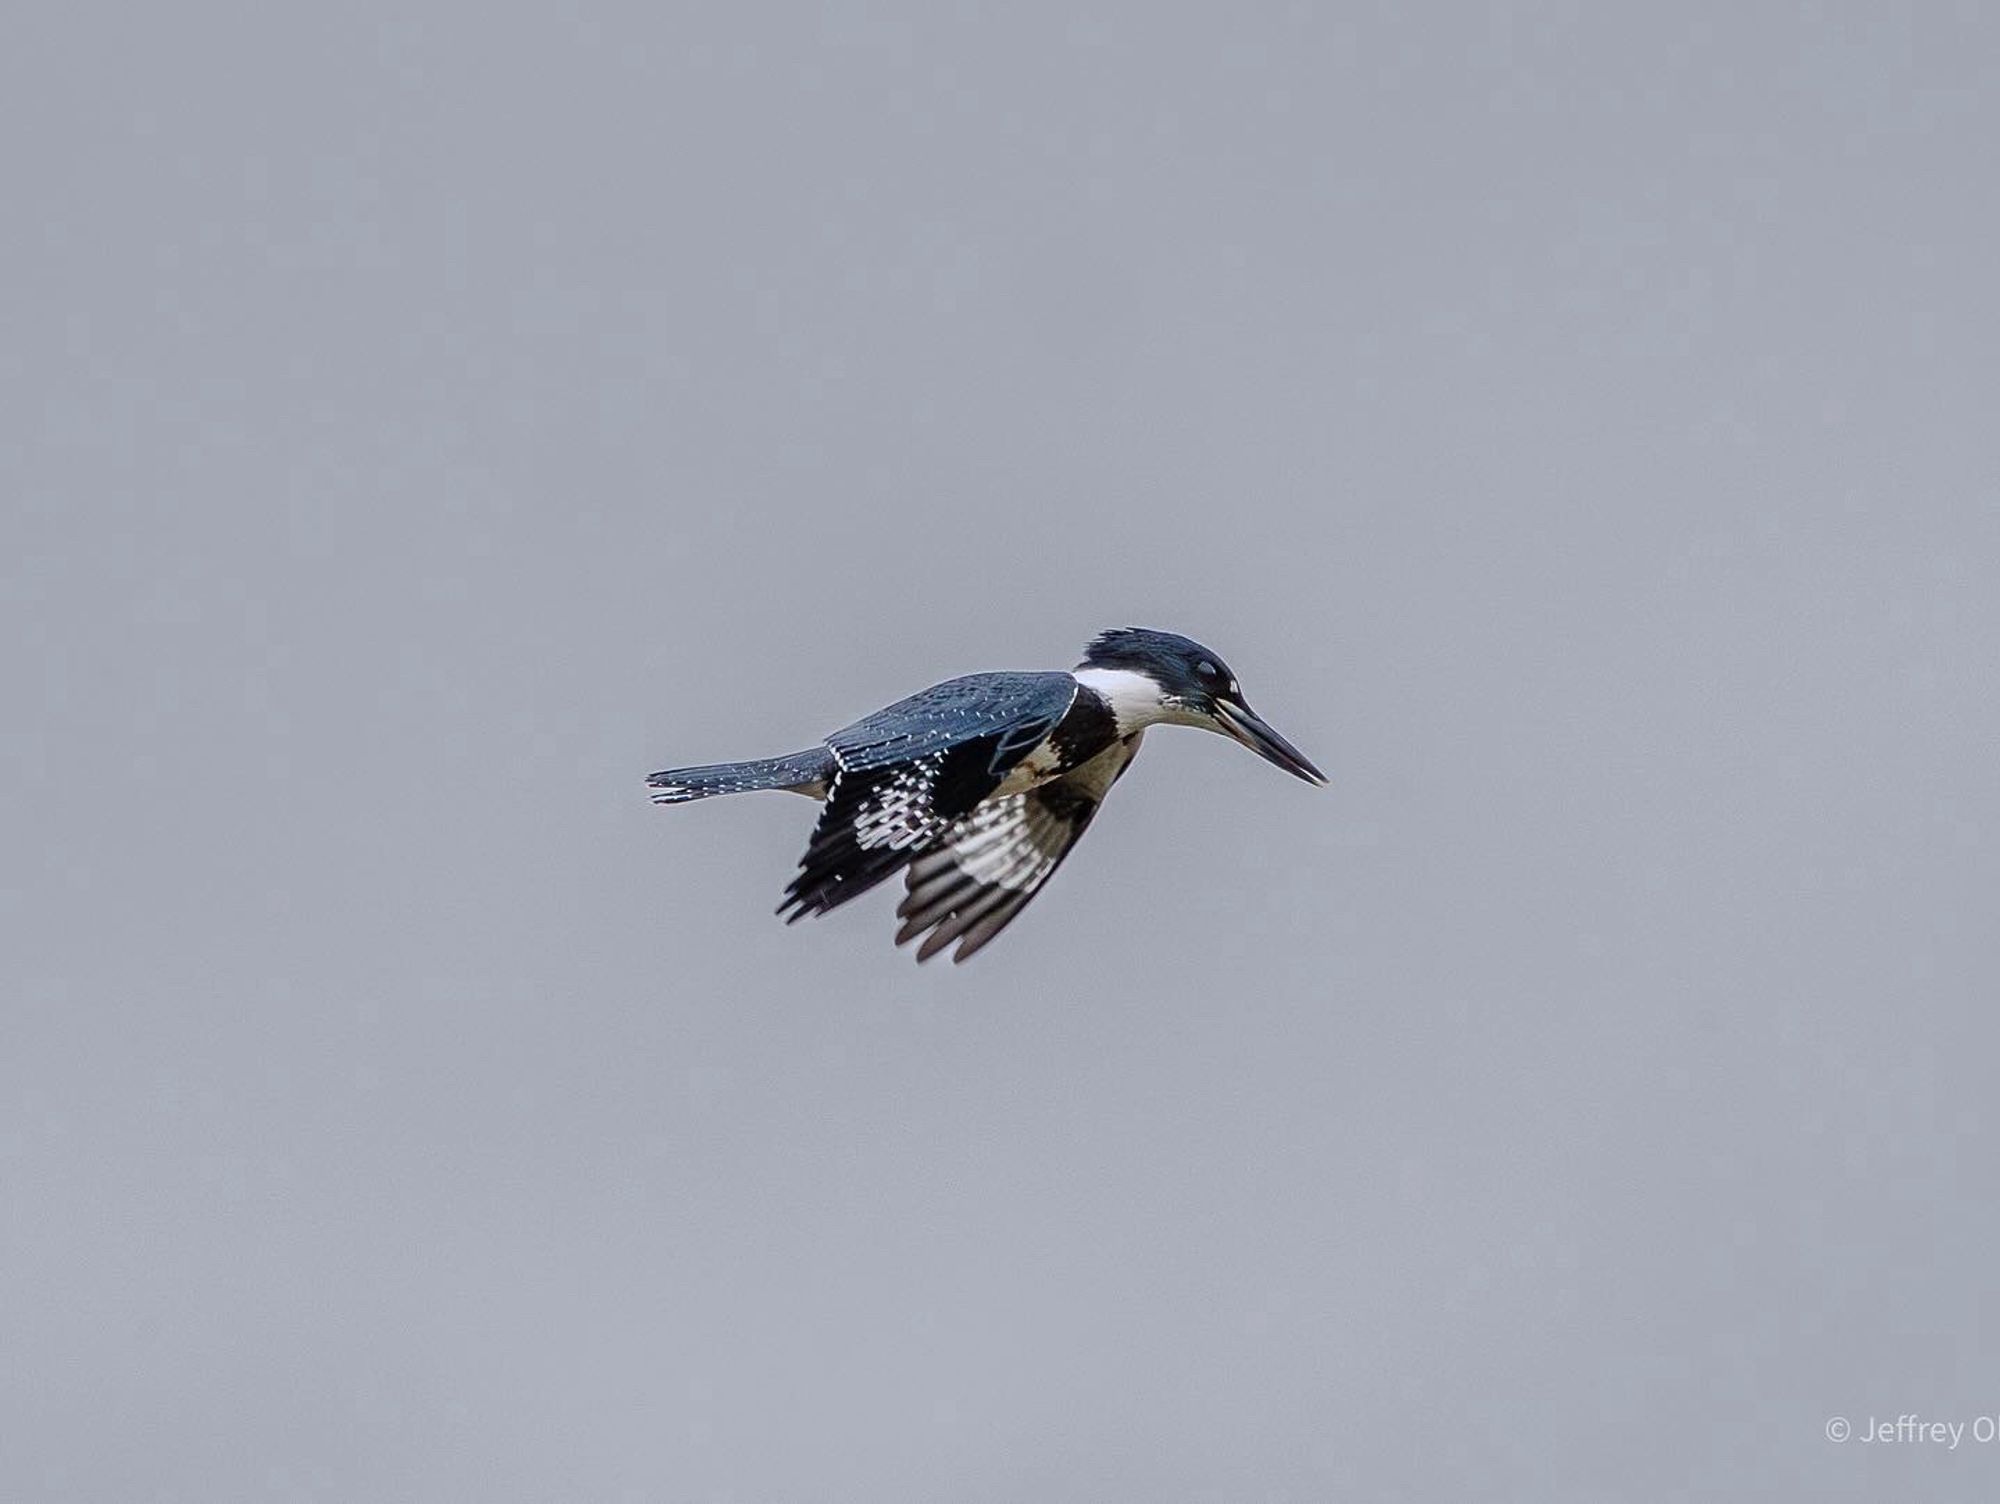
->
[1196, 660, 1219, 681]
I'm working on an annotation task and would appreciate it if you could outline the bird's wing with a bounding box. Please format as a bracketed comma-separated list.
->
[825, 672, 1077, 775]
[893, 734, 1141, 963]
[777, 673, 1078, 922]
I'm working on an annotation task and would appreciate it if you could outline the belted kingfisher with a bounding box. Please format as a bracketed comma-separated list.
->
[648, 628, 1327, 963]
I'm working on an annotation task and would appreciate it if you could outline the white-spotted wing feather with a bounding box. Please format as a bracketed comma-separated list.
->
[894, 735, 1141, 963]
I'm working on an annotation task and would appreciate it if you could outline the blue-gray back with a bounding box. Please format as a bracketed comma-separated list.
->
[826, 671, 1077, 775]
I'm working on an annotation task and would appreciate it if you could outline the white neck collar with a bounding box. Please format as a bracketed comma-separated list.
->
[1074, 666, 1177, 735]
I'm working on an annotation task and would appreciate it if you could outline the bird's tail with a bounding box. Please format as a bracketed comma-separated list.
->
[647, 749, 832, 804]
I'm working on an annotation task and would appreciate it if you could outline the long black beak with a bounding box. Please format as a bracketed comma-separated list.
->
[1215, 700, 1328, 786]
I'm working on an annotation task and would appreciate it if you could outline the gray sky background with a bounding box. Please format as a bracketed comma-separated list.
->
[5, 4, 1998, 1500]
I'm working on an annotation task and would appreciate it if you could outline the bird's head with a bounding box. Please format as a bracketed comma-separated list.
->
[1075, 627, 1327, 785]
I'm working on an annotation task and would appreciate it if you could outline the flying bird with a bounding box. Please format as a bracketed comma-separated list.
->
[647, 628, 1327, 963]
